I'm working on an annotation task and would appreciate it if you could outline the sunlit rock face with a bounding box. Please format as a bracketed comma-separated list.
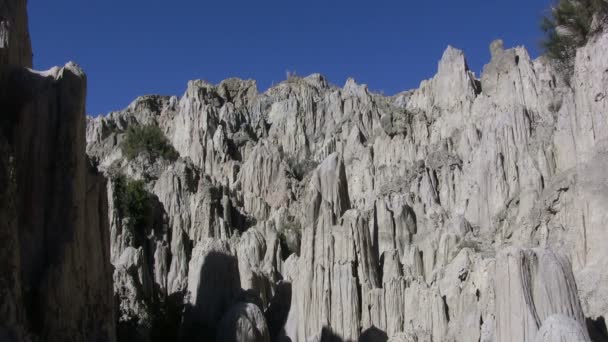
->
[84, 23, 608, 342]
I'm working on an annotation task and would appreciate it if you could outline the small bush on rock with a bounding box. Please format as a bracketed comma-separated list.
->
[113, 175, 152, 232]
[285, 155, 319, 181]
[541, 0, 608, 75]
[121, 124, 178, 161]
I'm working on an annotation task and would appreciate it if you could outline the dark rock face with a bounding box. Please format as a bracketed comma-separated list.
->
[0, 1, 115, 341]
[0, 0, 32, 68]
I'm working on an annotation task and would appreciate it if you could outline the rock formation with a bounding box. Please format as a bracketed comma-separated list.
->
[84, 18, 608, 341]
[0, 0, 115, 341]
[2, 0, 608, 341]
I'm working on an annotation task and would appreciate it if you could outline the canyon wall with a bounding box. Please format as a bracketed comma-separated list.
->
[86, 17, 608, 342]
[2, 0, 608, 341]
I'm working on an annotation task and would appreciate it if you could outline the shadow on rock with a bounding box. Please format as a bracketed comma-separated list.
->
[181, 250, 240, 341]
[149, 292, 184, 342]
[587, 316, 608, 342]
[265, 281, 292, 341]
[319, 327, 344, 342]
[359, 326, 388, 342]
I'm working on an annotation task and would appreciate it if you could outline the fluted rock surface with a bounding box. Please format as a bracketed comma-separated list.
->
[85, 17, 608, 342]
[495, 247, 589, 342]
[534, 315, 590, 342]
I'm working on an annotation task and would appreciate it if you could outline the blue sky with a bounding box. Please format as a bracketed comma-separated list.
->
[29, 0, 553, 116]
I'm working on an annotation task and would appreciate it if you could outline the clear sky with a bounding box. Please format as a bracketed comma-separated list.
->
[28, 0, 553, 116]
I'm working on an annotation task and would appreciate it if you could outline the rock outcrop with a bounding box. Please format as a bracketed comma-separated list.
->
[495, 248, 589, 342]
[84, 21, 608, 341]
[534, 315, 591, 342]
[0, 0, 604, 340]
[0, 0, 115, 341]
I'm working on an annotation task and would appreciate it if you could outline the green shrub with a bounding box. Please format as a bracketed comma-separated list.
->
[121, 124, 178, 161]
[114, 175, 152, 232]
[541, 0, 608, 75]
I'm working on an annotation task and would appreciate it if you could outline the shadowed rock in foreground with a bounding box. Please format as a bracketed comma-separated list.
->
[0, 0, 115, 341]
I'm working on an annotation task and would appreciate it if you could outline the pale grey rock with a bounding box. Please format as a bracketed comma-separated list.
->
[495, 247, 588, 342]
[407, 46, 479, 119]
[402, 281, 448, 342]
[171, 80, 220, 169]
[238, 140, 293, 220]
[379, 250, 407, 337]
[308, 152, 350, 220]
[374, 195, 417, 263]
[282, 254, 300, 283]
[534, 314, 590, 342]
[554, 27, 608, 170]
[81, 20, 608, 342]
[387, 332, 410, 342]
[113, 247, 153, 330]
[343, 126, 375, 209]
[290, 153, 372, 342]
[237, 228, 273, 307]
